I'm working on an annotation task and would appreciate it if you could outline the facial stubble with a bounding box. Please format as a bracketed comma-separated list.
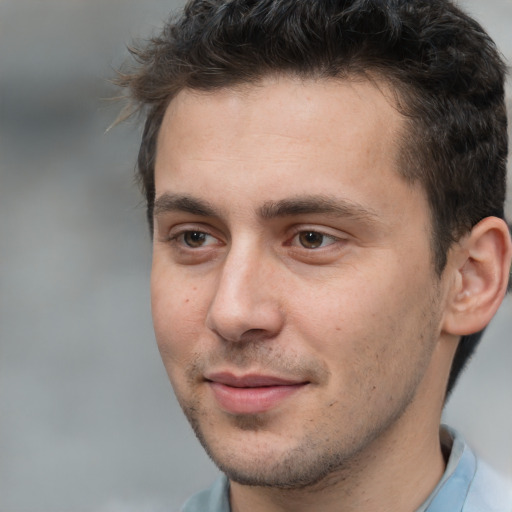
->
[172, 339, 434, 490]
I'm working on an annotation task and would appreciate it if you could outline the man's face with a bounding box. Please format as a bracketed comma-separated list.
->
[151, 77, 450, 488]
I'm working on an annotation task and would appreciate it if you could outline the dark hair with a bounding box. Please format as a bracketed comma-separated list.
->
[118, 0, 509, 396]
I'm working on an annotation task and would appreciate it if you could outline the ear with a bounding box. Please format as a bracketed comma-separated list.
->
[442, 217, 512, 336]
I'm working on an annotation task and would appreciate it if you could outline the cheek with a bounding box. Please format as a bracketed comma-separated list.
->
[288, 268, 433, 380]
[150, 267, 210, 368]
[289, 275, 399, 343]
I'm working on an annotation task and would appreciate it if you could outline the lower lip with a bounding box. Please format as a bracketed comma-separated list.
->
[208, 382, 305, 415]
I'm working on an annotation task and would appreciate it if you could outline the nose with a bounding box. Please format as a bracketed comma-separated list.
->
[205, 242, 285, 343]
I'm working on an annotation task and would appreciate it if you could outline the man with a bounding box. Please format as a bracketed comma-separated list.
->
[118, 0, 512, 510]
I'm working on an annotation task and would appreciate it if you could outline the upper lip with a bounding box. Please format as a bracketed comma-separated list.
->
[205, 372, 307, 388]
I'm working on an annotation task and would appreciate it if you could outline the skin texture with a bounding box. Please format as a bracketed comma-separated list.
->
[150, 77, 510, 512]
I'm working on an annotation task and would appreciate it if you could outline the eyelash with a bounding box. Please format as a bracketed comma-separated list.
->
[167, 230, 222, 249]
[287, 229, 341, 249]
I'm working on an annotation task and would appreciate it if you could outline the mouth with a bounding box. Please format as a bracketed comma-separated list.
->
[204, 372, 309, 415]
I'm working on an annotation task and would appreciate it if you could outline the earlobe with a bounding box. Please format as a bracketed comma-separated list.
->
[442, 217, 512, 336]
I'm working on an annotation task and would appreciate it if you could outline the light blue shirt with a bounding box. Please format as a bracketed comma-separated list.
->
[181, 427, 512, 512]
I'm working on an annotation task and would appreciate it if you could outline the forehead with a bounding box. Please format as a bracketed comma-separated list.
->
[158, 76, 403, 165]
[154, 76, 424, 227]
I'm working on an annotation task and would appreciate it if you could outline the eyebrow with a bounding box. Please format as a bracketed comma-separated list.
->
[153, 192, 381, 225]
[154, 194, 218, 218]
[258, 195, 381, 223]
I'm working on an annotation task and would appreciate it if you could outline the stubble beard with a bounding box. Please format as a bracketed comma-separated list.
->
[173, 355, 423, 491]
[172, 296, 443, 491]
[180, 386, 425, 491]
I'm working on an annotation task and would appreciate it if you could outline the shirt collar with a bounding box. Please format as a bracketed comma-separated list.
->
[416, 425, 475, 512]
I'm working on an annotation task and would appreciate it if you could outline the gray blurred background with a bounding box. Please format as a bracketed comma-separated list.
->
[0, 1, 511, 511]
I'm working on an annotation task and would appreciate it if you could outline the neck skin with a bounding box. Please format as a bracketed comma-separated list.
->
[229, 336, 457, 512]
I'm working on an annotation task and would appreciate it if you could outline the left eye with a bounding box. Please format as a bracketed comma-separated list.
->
[293, 231, 338, 249]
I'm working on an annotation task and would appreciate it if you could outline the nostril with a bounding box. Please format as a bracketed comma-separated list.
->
[208, 327, 276, 345]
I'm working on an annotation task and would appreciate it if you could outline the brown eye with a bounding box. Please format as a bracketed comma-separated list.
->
[298, 231, 328, 249]
[183, 231, 208, 247]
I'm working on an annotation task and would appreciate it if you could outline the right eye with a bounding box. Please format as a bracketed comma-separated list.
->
[173, 230, 219, 248]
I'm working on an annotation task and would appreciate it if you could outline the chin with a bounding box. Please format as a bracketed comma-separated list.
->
[188, 414, 352, 490]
